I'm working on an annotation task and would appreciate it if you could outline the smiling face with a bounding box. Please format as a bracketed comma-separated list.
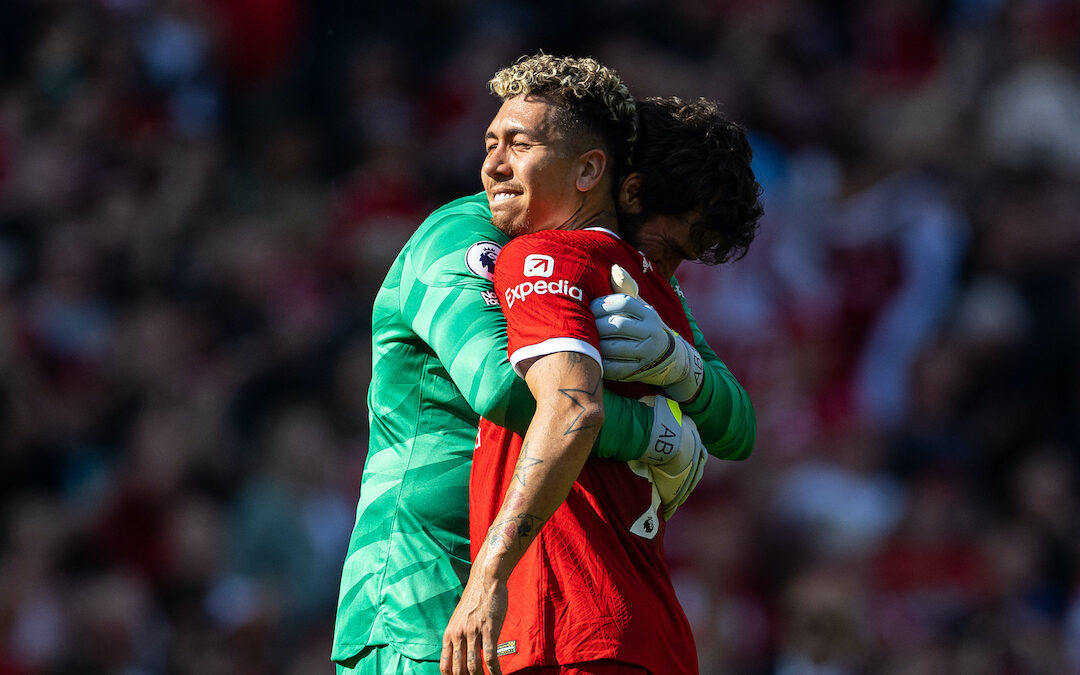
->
[482, 95, 593, 237]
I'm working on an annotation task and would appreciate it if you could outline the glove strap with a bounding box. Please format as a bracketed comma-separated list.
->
[632, 331, 677, 379]
[640, 396, 684, 464]
[664, 335, 705, 403]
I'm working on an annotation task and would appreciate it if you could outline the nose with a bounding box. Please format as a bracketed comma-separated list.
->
[483, 143, 510, 179]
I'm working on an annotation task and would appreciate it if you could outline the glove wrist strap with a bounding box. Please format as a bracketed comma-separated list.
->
[664, 336, 705, 403]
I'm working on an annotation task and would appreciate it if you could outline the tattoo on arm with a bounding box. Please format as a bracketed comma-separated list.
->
[512, 442, 543, 487]
[487, 512, 543, 553]
[557, 353, 601, 436]
[557, 384, 601, 435]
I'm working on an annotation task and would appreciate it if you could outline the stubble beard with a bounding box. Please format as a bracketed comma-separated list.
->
[491, 210, 531, 239]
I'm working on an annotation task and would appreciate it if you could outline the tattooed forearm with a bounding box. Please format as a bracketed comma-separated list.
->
[557, 384, 601, 435]
[512, 442, 543, 486]
[487, 512, 543, 553]
[557, 353, 602, 435]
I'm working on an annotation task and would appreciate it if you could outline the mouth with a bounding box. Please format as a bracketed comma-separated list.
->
[489, 188, 521, 204]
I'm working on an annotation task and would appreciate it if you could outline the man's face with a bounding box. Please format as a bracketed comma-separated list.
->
[482, 95, 586, 237]
[622, 207, 713, 278]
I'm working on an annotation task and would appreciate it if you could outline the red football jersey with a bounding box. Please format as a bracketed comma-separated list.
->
[471, 228, 698, 674]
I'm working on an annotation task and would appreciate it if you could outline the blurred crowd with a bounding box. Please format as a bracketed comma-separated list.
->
[1, 0, 1078, 673]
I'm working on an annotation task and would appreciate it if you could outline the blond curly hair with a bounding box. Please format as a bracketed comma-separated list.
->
[489, 53, 637, 176]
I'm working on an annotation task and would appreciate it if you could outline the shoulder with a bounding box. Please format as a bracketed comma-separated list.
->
[496, 230, 618, 297]
[406, 193, 507, 284]
[501, 228, 615, 259]
[413, 193, 502, 251]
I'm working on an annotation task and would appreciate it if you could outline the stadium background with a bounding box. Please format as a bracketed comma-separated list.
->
[1, 0, 1078, 673]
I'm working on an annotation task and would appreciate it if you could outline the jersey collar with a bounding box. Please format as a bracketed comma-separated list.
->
[584, 226, 620, 240]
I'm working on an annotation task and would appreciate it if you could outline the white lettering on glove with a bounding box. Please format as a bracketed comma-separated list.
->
[637, 395, 707, 519]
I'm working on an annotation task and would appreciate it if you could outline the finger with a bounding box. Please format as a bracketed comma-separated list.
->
[591, 293, 639, 319]
[469, 630, 488, 675]
[438, 639, 451, 673]
[595, 315, 650, 340]
[467, 639, 479, 675]
[610, 264, 640, 297]
[591, 293, 648, 320]
[689, 450, 708, 491]
[439, 639, 454, 675]
[453, 637, 468, 675]
[484, 636, 502, 675]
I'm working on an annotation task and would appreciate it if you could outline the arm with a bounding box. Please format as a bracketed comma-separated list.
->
[676, 285, 756, 460]
[405, 199, 535, 434]
[412, 244, 649, 459]
[440, 352, 604, 675]
[592, 273, 756, 460]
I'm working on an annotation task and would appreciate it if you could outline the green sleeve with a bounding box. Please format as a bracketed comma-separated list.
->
[404, 200, 536, 434]
[672, 277, 756, 460]
[595, 390, 653, 461]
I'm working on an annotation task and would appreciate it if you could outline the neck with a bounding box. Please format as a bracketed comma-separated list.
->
[632, 232, 680, 279]
[556, 191, 619, 233]
[557, 207, 619, 233]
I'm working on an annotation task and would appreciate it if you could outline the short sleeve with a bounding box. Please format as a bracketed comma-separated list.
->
[494, 235, 607, 376]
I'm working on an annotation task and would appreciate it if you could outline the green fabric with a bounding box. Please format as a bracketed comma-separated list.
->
[336, 645, 440, 675]
[670, 277, 756, 460]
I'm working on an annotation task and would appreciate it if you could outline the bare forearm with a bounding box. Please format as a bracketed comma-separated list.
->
[475, 352, 604, 581]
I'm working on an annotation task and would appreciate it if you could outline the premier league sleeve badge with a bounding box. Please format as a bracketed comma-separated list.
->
[465, 240, 502, 281]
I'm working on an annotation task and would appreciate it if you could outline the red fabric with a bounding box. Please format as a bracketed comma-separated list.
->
[472, 229, 697, 675]
[516, 660, 651, 674]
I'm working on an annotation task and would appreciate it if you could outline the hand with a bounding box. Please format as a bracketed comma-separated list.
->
[639, 395, 708, 518]
[440, 568, 507, 675]
[591, 265, 705, 403]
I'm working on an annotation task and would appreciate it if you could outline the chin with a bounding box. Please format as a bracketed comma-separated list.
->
[489, 215, 521, 237]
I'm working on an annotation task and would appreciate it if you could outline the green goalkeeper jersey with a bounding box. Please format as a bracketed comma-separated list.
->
[332, 193, 755, 664]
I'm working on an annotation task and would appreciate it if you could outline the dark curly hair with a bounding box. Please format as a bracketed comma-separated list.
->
[630, 96, 763, 264]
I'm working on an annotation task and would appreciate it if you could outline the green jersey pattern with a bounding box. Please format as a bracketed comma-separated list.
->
[333, 194, 532, 663]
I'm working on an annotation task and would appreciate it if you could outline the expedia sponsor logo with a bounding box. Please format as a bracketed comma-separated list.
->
[504, 278, 583, 309]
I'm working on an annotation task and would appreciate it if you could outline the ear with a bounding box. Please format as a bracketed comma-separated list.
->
[574, 149, 607, 192]
[617, 172, 643, 213]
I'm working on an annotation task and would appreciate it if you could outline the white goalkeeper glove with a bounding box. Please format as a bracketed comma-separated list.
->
[638, 395, 707, 519]
[591, 265, 705, 403]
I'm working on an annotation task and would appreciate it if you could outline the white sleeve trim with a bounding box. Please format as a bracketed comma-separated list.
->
[509, 338, 603, 378]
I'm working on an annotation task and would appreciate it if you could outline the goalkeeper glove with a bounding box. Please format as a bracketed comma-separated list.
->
[638, 395, 707, 519]
[591, 265, 705, 403]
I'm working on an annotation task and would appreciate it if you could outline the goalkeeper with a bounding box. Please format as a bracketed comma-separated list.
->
[335, 62, 760, 675]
